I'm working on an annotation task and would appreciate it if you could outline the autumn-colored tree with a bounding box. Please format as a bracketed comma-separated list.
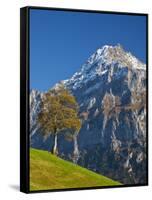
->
[37, 85, 81, 155]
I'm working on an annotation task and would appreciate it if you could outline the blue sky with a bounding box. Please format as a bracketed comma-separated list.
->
[30, 9, 147, 91]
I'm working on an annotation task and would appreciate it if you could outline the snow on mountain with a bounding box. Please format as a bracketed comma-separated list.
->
[30, 44, 147, 185]
[62, 44, 145, 90]
[30, 90, 43, 137]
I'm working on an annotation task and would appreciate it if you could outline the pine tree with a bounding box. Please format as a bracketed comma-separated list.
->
[37, 85, 81, 155]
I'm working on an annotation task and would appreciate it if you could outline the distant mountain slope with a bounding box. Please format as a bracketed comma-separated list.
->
[30, 148, 121, 191]
[30, 44, 147, 185]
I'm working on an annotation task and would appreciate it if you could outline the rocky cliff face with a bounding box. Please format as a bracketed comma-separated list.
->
[30, 45, 147, 185]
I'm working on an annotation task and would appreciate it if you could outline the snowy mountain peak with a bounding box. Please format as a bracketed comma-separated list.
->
[83, 44, 145, 71]
[63, 44, 146, 90]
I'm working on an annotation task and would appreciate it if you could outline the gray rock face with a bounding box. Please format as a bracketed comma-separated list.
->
[30, 45, 147, 184]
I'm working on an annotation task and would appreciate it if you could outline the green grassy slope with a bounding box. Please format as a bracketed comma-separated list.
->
[30, 148, 121, 191]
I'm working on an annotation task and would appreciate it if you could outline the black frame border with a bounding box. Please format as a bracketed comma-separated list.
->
[20, 6, 149, 194]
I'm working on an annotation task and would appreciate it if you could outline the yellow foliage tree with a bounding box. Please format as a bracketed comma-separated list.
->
[37, 85, 81, 155]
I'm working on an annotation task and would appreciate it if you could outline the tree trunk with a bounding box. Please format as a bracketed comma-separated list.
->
[53, 134, 58, 155]
[73, 133, 79, 164]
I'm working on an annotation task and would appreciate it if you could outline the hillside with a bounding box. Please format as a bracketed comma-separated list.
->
[30, 148, 121, 191]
